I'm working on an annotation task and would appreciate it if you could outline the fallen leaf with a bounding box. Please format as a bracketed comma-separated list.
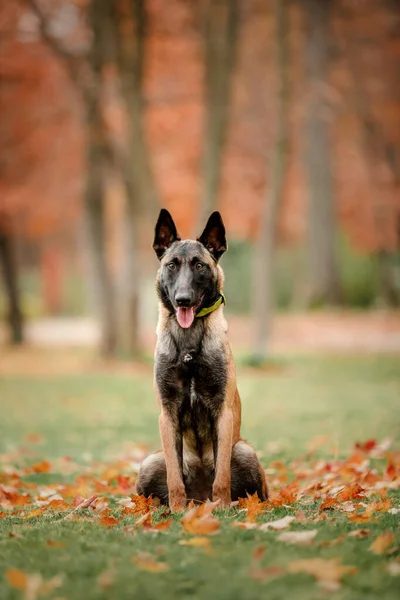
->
[319, 536, 345, 547]
[8, 531, 23, 539]
[100, 515, 119, 528]
[337, 484, 365, 502]
[6, 568, 28, 590]
[369, 532, 395, 555]
[129, 494, 155, 515]
[231, 520, 258, 530]
[320, 497, 339, 511]
[250, 566, 284, 582]
[46, 540, 65, 548]
[132, 552, 169, 573]
[181, 502, 221, 535]
[32, 460, 51, 474]
[387, 560, 400, 576]
[348, 513, 375, 524]
[259, 515, 295, 531]
[98, 569, 114, 588]
[179, 536, 211, 551]
[287, 558, 357, 591]
[348, 529, 370, 539]
[278, 529, 317, 546]
[238, 493, 267, 522]
[22, 507, 47, 519]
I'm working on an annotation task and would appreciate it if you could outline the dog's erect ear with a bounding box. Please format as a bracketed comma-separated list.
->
[153, 209, 181, 259]
[197, 211, 227, 262]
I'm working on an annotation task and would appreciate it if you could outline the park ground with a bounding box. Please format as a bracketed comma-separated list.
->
[0, 312, 399, 599]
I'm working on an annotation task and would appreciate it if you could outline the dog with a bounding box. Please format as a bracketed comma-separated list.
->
[136, 209, 268, 509]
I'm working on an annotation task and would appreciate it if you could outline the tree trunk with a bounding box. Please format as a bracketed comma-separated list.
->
[0, 228, 24, 344]
[198, 0, 238, 230]
[110, 0, 159, 357]
[251, 0, 289, 362]
[83, 0, 118, 356]
[303, 0, 340, 306]
[340, 7, 400, 307]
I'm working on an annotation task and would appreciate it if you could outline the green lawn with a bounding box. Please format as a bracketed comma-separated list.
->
[0, 354, 399, 599]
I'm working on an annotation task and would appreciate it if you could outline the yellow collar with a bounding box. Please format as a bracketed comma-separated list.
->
[195, 293, 225, 318]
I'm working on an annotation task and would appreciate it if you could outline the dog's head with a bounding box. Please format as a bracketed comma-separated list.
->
[153, 209, 227, 328]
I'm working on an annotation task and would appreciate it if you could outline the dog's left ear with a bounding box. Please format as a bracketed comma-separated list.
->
[197, 211, 227, 262]
[153, 209, 181, 259]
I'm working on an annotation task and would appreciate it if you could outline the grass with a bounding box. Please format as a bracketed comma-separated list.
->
[0, 353, 399, 599]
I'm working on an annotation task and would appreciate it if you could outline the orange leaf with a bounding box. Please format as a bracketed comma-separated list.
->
[6, 568, 28, 590]
[348, 529, 370, 538]
[369, 532, 395, 555]
[46, 540, 65, 548]
[129, 494, 155, 515]
[348, 513, 375, 524]
[287, 558, 357, 591]
[32, 460, 51, 473]
[132, 552, 169, 572]
[336, 484, 365, 502]
[100, 515, 119, 528]
[22, 507, 47, 519]
[238, 492, 267, 522]
[249, 566, 284, 582]
[181, 503, 220, 535]
[320, 497, 339, 510]
[46, 499, 70, 512]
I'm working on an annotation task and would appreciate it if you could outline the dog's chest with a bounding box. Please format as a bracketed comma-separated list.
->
[179, 382, 213, 454]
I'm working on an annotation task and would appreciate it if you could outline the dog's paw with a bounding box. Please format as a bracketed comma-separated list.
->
[168, 487, 187, 511]
[212, 485, 231, 507]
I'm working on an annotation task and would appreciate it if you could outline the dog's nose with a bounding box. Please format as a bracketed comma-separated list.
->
[175, 293, 192, 307]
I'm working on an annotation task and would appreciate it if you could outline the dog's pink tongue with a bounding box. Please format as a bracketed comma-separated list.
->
[176, 307, 195, 328]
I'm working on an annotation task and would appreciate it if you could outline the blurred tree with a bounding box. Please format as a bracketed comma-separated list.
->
[111, 0, 159, 356]
[29, 0, 118, 355]
[0, 220, 24, 344]
[198, 0, 238, 230]
[340, 1, 399, 306]
[251, 0, 289, 362]
[302, 0, 341, 305]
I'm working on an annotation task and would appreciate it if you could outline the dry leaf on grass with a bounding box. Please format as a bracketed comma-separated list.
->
[250, 566, 285, 582]
[134, 512, 172, 533]
[278, 529, 317, 546]
[132, 552, 169, 573]
[287, 557, 357, 591]
[348, 529, 370, 539]
[369, 532, 395, 555]
[100, 514, 119, 528]
[231, 520, 258, 530]
[259, 515, 295, 531]
[6, 568, 63, 600]
[181, 500, 221, 535]
[46, 540, 65, 548]
[320, 497, 339, 511]
[387, 560, 400, 576]
[179, 536, 212, 553]
[238, 493, 267, 522]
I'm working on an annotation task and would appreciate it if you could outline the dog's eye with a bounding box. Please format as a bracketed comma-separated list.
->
[167, 262, 176, 271]
[196, 262, 204, 270]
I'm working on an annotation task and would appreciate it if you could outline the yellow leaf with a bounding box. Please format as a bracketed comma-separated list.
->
[278, 529, 317, 546]
[287, 558, 357, 591]
[369, 532, 395, 555]
[259, 515, 295, 531]
[132, 552, 169, 573]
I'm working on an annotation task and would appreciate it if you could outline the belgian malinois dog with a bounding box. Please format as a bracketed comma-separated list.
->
[136, 209, 268, 509]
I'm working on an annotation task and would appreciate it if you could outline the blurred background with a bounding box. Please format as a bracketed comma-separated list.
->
[1, 0, 399, 363]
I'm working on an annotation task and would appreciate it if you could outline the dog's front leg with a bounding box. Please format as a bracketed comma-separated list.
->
[212, 405, 233, 507]
[159, 409, 186, 510]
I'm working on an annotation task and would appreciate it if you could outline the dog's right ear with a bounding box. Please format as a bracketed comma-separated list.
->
[153, 209, 181, 259]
